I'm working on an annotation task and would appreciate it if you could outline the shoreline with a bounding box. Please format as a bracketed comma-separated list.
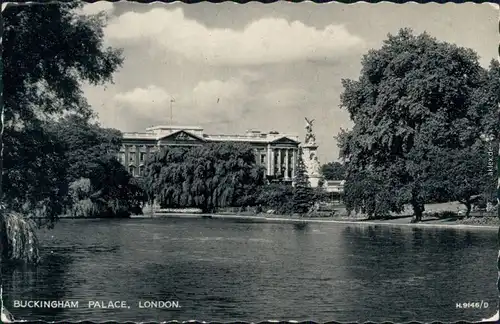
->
[130, 213, 499, 230]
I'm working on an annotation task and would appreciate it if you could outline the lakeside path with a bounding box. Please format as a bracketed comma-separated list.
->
[133, 213, 499, 231]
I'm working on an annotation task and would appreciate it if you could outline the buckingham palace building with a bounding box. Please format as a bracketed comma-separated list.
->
[119, 125, 301, 182]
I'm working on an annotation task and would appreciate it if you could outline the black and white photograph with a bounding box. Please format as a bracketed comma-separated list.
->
[0, 1, 499, 323]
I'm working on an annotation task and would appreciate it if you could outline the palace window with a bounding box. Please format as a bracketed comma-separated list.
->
[140, 152, 146, 162]
[128, 165, 136, 176]
[261, 154, 266, 164]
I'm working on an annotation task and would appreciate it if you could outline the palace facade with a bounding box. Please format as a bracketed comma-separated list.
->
[119, 125, 301, 182]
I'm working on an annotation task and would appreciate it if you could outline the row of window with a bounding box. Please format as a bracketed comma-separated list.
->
[128, 165, 145, 177]
[126, 163, 293, 179]
[122, 146, 297, 177]
[258, 154, 295, 166]
[273, 164, 294, 178]
[119, 152, 148, 164]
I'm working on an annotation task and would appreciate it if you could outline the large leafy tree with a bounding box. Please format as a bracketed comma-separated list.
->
[424, 142, 496, 217]
[472, 60, 500, 139]
[48, 115, 122, 183]
[338, 28, 496, 221]
[2, 2, 122, 199]
[320, 161, 346, 181]
[89, 156, 146, 217]
[144, 143, 265, 213]
[3, 126, 68, 224]
[0, 2, 123, 262]
[342, 168, 404, 219]
[3, 2, 122, 127]
[48, 115, 146, 217]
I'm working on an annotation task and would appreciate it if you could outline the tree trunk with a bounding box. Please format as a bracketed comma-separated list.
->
[148, 197, 154, 217]
[0, 218, 7, 262]
[460, 200, 472, 218]
[465, 201, 472, 218]
[411, 200, 424, 222]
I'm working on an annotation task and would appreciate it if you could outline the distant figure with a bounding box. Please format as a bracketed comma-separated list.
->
[486, 201, 494, 212]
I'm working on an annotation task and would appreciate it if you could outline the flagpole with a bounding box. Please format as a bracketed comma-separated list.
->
[170, 98, 174, 124]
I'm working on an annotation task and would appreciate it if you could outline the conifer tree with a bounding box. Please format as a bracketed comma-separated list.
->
[292, 147, 314, 215]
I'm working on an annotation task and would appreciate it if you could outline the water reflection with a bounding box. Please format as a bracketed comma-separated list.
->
[340, 225, 497, 322]
[2, 251, 73, 320]
[293, 222, 309, 231]
[1, 219, 497, 322]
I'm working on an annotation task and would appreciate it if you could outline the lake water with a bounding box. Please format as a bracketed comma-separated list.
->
[1, 218, 497, 322]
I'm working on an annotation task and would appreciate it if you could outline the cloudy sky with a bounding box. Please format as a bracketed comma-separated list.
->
[80, 2, 498, 163]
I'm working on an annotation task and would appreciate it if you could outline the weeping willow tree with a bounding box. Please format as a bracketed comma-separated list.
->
[0, 212, 39, 264]
[144, 143, 265, 213]
[0, 2, 123, 264]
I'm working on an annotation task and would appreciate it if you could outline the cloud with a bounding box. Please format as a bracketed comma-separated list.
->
[79, 2, 115, 16]
[112, 85, 175, 122]
[104, 8, 366, 66]
[114, 85, 173, 105]
[191, 79, 247, 107]
[261, 88, 309, 108]
[111, 79, 250, 127]
[188, 78, 250, 124]
[108, 78, 314, 134]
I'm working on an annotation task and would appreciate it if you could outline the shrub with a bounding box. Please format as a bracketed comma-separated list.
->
[70, 199, 100, 218]
[256, 183, 294, 214]
[68, 178, 93, 203]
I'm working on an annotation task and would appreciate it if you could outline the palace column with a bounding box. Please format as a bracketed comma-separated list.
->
[124, 145, 129, 168]
[141, 145, 146, 162]
[277, 149, 282, 176]
[134, 145, 140, 176]
[292, 149, 297, 179]
[270, 149, 275, 176]
[140, 145, 147, 176]
[285, 149, 290, 179]
[266, 144, 272, 176]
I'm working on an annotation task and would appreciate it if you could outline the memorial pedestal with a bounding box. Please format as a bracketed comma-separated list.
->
[302, 143, 321, 188]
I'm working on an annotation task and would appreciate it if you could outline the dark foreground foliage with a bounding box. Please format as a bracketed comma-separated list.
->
[1, 2, 128, 263]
